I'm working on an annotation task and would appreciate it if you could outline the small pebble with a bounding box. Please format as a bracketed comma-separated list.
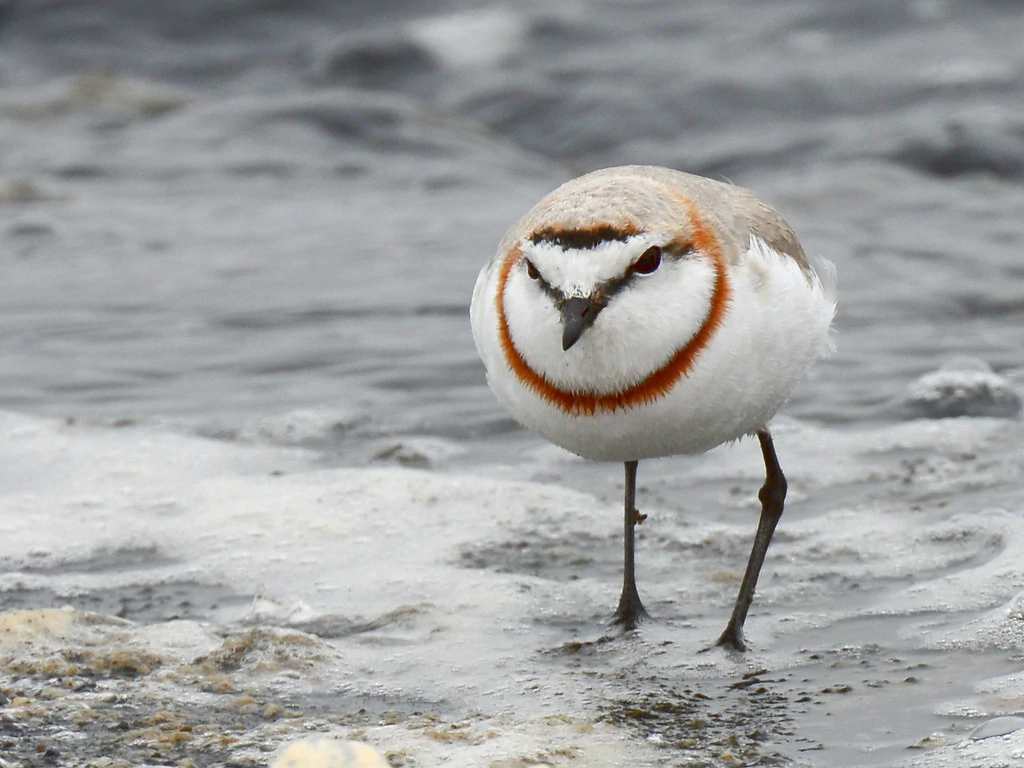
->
[907, 731, 947, 749]
[271, 739, 391, 768]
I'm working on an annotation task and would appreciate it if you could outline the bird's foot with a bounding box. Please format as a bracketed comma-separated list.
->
[632, 508, 647, 525]
[714, 621, 746, 652]
[611, 588, 650, 631]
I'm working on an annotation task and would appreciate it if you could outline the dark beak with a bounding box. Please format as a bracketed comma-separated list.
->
[560, 296, 604, 351]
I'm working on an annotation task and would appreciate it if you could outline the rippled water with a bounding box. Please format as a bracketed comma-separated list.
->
[3, 0, 1023, 444]
[2, 2, 1024, 766]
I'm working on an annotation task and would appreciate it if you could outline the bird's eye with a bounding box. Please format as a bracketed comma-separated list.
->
[525, 260, 540, 280]
[631, 246, 662, 275]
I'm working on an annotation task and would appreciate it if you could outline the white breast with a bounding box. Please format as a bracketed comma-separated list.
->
[472, 237, 835, 462]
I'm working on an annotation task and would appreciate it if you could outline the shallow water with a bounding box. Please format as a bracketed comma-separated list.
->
[2, 2, 1024, 766]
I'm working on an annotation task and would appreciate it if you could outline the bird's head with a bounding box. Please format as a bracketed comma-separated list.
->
[498, 172, 725, 395]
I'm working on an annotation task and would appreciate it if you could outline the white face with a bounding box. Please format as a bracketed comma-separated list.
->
[501, 235, 719, 394]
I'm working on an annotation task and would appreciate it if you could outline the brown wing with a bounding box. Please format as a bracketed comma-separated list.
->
[735, 193, 810, 272]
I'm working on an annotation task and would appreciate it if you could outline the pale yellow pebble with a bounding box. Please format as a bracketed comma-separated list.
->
[271, 739, 390, 768]
[0, 608, 76, 644]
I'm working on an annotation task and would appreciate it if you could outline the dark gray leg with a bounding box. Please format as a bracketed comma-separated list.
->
[612, 460, 650, 629]
[717, 430, 787, 651]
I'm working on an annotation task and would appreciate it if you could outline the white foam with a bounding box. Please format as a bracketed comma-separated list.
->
[4, 411, 1024, 763]
[407, 9, 527, 69]
[896, 727, 1024, 768]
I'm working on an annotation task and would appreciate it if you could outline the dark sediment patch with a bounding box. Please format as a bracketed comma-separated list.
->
[456, 530, 614, 581]
[599, 676, 794, 765]
[0, 582, 251, 623]
[0, 546, 253, 624]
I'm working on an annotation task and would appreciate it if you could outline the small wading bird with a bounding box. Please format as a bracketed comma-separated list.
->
[471, 165, 835, 650]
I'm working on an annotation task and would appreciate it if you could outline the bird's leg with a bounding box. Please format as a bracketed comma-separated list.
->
[717, 429, 787, 651]
[612, 460, 650, 629]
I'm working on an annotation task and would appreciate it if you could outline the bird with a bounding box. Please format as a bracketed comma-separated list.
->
[470, 165, 836, 650]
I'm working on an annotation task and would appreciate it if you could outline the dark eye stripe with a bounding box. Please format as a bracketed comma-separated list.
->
[522, 258, 563, 303]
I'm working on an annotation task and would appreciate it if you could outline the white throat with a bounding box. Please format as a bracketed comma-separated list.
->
[502, 243, 720, 394]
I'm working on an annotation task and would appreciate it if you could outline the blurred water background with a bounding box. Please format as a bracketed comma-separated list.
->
[2, 2, 1024, 766]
